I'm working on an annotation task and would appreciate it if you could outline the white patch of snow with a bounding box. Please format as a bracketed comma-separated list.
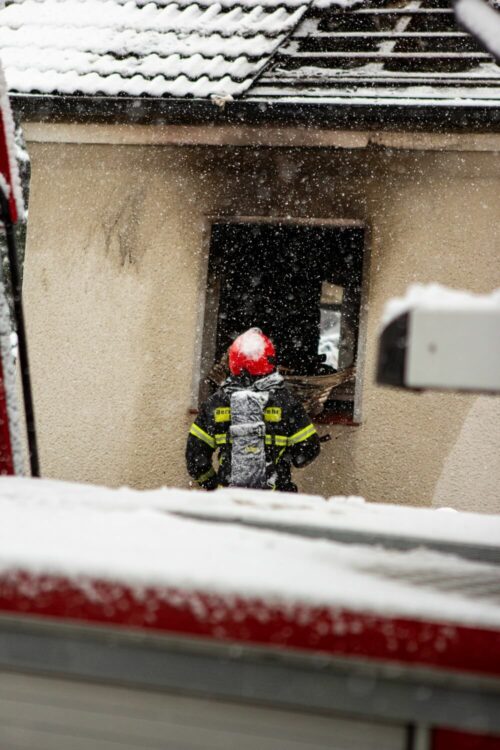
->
[0, 282, 25, 475]
[155, 486, 500, 549]
[211, 92, 234, 108]
[234, 327, 267, 360]
[455, 0, 500, 61]
[0, 63, 24, 220]
[381, 284, 500, 326]
[0, 173, 10, 200]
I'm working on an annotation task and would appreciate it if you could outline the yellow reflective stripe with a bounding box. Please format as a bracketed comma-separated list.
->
[215, 433, 228, 445]
[264, 407, 282, 423]
[214, 407, 231, 423]
[196, 467, 216, 484]
[265, 434, 287, 447]
[276, 447, 287, 462]
[189, 423, 215, 449]
[288, 424, 317, 446]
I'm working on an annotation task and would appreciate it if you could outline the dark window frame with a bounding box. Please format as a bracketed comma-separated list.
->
[192, 215, 370, 426]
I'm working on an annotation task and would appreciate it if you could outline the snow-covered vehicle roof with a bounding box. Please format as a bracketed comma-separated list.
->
[2, 478, 499, 745]
[1, 476, 500, 679]
[0, 0, 499, 125]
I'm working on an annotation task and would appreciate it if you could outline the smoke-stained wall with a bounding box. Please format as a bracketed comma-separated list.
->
[22, 136, 500, 511]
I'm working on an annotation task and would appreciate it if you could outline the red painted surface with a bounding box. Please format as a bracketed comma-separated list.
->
[0, 571, 499, 677]
[433, 728, 500, 750]
[0, 354, 14, 475]
[0, 108, 18, 223]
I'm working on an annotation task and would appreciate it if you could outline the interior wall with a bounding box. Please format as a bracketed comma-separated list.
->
[22, 136, 500, 511]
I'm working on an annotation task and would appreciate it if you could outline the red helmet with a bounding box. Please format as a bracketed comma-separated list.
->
[228, 328, 276, 377]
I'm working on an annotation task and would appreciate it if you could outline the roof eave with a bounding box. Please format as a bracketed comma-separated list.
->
[11, 93, 500, 133]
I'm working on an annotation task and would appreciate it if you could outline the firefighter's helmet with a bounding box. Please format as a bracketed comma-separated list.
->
[228, 328, 276, 377]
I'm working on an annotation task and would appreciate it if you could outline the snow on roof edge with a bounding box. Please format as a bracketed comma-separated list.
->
[381, 283, 500, 327]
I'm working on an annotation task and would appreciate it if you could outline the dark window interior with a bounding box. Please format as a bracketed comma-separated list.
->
[206, 221, 365, 422]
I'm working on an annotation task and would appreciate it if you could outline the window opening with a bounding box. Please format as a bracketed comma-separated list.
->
[202, 221, 365, 424]
[319, 282, 344, 370]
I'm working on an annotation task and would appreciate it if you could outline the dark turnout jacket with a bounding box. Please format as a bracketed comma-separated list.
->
[186, 372, 320, 492]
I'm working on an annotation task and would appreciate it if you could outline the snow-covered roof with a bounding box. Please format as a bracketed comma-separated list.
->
[0, 0, 498, 107]
[0, 0, 310, 98]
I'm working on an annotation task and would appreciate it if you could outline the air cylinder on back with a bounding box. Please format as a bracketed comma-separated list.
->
[229, 390, 269, 488]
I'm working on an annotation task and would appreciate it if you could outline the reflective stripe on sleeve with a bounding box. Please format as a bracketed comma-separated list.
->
[265, 434, 287, 447]
[215, 433, 228, 445]
[288, 423, 317, 446]
[196, 467, 216, 484]
[189, 423, 215, 449]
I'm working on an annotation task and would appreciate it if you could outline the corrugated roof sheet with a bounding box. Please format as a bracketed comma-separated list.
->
[0, 0, 310, 97]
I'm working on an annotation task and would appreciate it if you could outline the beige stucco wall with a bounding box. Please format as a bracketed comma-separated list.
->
[22, 129, 500, 512]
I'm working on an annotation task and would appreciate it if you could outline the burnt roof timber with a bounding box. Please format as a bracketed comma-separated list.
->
[279, 51, 491, 57]
[293, 31, 470, 37]
[319, 8, 456, 13]
[257, 0, 500, 109]
[264, 76, 499, 84]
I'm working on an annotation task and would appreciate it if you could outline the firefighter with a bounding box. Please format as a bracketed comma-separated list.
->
[186, 328, 320, 492]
